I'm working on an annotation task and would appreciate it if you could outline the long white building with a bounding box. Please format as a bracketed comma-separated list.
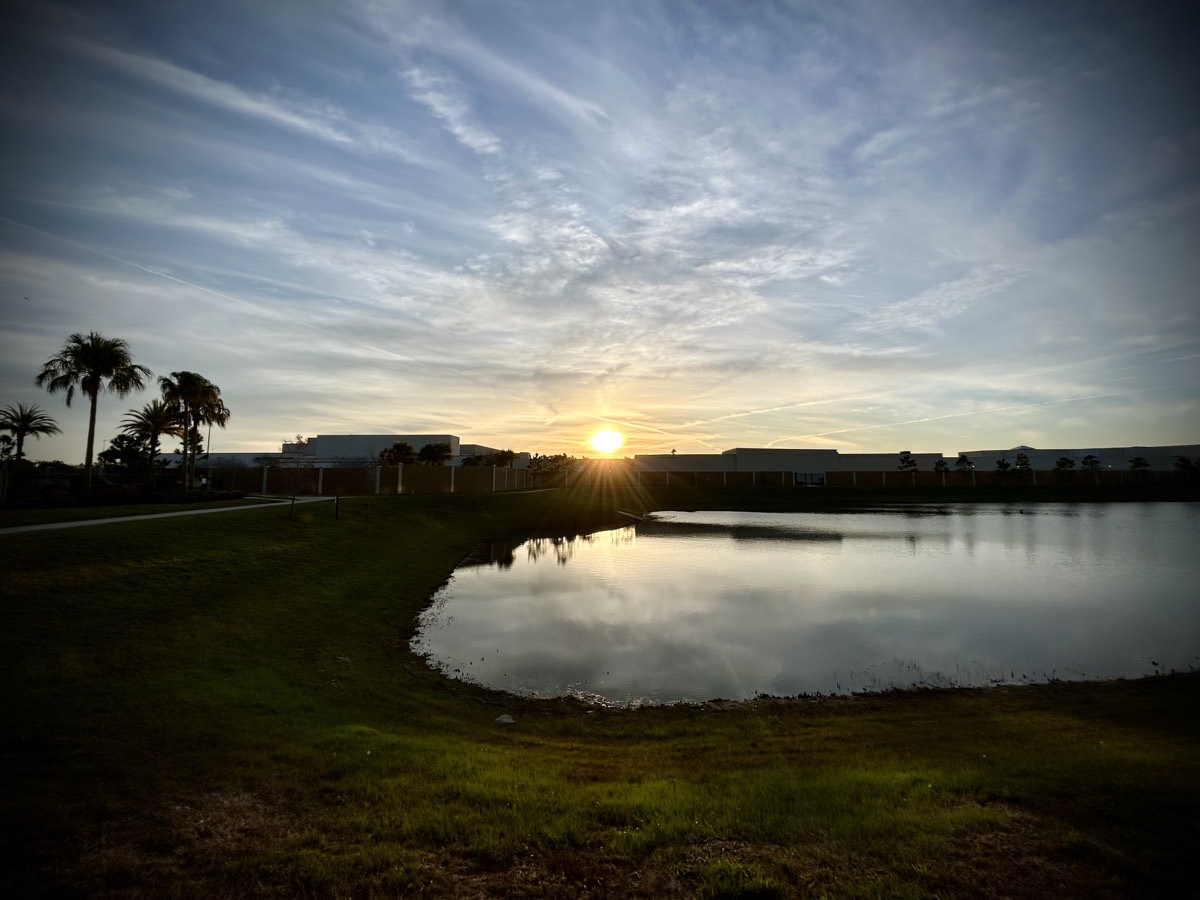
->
[634, 444, 1199, 477]
[183, 434, 530, 468]
[282, 434, 461, 463]
[634, 447, 945, 477]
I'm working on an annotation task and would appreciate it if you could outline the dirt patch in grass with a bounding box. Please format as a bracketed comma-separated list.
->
[382, 812, 1132, 899]
[920, 806, 1132, 899]
[166, 791, 295, 860]
[71, 791, 298, 895]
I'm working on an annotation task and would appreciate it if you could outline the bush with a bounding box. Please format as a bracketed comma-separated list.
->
[95, 484, 142, 505]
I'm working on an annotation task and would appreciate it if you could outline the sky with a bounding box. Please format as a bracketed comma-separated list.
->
[2, 0, 1197, 463]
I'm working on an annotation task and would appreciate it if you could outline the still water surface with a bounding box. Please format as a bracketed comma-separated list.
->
[411, 504, 1199, 705]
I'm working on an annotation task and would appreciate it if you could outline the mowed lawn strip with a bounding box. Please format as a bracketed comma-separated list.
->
[2, 487, 1196, 898]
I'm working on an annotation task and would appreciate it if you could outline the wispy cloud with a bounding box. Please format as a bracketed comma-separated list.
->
[855, 263, 1033, 334]
[361, 0, 610, 131]
[403, 65, 502, 156]
[60, 36, 422, 162]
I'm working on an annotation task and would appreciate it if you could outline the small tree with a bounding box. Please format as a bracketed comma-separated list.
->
[897, 451, 917, 485]
[1054, 456, 1076, 483]
[417, 441, 452, 465]
[954, 454, 974, 484]
[97, 433, 150, 473]
[379, 441, 417, 466]
[280, 435, 313, 518]
[1014, 452, 1032, 483]
[1129, 456, 1150, 483]
[527, 453, 579, 485]
[995, 458, 1011, 483]
[933, 458, 949, 486]
[1174, 456, 1197, 484]
[1080, 454, 1102, 485]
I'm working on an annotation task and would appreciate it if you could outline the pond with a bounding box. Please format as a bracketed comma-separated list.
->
[410, 503, 1200, 705]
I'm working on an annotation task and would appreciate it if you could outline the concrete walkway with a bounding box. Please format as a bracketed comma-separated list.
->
[0, 495, 336, 535]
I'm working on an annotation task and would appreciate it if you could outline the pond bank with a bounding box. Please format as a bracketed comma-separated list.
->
[3, 488, 1197, 897]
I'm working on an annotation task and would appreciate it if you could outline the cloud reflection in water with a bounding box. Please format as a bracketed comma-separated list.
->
[411, 504, 1200, 704]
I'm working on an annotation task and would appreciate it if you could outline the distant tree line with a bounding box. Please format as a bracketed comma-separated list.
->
[526, 453, 579, 474]
[460, 449, 516, 467]
[908, 450, 1196, 485]
[377, 440, 452, 466]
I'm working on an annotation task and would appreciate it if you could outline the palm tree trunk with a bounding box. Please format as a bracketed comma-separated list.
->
[180, 404, 191, 489]
[84, 392, 99, 500]
[188, 415, 200, 489]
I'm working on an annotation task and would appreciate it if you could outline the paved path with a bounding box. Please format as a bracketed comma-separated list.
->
[0, 496, 336, 535]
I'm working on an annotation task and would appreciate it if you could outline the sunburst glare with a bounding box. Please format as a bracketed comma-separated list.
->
[588, 429, 624, 454]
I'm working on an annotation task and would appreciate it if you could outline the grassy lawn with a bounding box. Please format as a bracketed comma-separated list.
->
[2, 486, 1196, 897]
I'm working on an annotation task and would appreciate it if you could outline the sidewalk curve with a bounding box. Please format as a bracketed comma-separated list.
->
[0, 496, 336, 535]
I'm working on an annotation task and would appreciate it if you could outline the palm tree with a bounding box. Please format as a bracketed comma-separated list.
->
[158, 372, 201, 484]
[995, 457, 1012, 484]
[36, 331, 152, 499]
[0, 402, 61, 461]
[954, 454, 974, 485]
[122, 399, 181, 478]
[158, 372, 229, 489]
[196, 394, 230, 485]
[933, 458, 949, 486]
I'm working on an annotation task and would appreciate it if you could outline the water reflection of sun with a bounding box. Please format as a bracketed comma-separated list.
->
[589, 430, 624, 454]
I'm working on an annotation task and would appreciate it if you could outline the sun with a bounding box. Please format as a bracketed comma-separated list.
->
[588, 429, 624, 454]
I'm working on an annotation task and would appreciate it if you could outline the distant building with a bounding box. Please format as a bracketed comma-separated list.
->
[170, 433, 532, 470]
[635, 447, 946, 480]
[634, 444, 1200, 479]
[282, 434, 460, 465]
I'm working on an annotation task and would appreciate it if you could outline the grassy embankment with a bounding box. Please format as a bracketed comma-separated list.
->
[2, 485, 1197, 898]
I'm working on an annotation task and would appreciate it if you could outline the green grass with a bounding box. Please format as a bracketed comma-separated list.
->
[2, 487, 1197, 897]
